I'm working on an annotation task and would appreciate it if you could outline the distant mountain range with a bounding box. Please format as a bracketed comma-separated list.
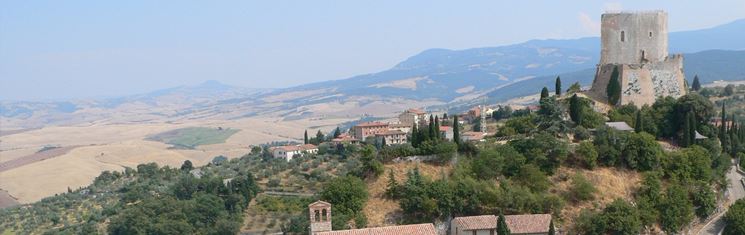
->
[280, 19, 745, 105]
[2, 19, 745, 126]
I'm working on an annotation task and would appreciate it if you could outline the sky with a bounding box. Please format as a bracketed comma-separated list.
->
[2, 1, 745, 101]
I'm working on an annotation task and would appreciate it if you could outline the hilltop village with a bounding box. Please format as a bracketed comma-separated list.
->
[5, 11, 745, 235]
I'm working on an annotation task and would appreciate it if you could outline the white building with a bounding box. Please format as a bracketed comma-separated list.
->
[270, 144, 318, 161]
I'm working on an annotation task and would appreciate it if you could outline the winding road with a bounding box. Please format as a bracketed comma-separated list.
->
[698, 163, 745, 235]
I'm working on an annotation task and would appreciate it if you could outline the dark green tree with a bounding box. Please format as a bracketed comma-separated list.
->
[434, 116, 440, 140]
[548, 219, 555, 235]
[692, 75, 701, 91]
[316, 130, 325, 143]
[689, 111, 697, 145]
[569, 94, 582, 124]
[607, 66, 622, 105]
[333, 127, 341, 138]
[659, 184, 694, 233]
[724, 199, 745, 235]
[635, 111, 643, 133]
[683, 111, 692, 147]
[304, 130, 309, 144]
[428, 115, 436, 140]
[411, 123, 420, 148]
[180, 160, 193, 171]
[497, 213, 510, 235]
[453, 116, 461, 147]
[385, 169, 400, 198]
[540, 87, 550, 100]
[555, 76, 562, 96]
[721, 102, 729, 149]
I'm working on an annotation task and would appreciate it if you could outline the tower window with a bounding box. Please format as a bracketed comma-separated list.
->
[649, 32, 653, 38]
[621, 31, 625, 42]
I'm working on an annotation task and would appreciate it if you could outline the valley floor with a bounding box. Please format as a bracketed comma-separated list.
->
[0, 115, 352, 205]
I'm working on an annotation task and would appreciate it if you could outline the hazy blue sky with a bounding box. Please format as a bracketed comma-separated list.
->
[2, 1, 745, 101]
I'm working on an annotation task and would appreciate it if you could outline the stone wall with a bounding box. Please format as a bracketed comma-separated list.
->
[589, 11, 685, 108]
[600, 11, 668, 65]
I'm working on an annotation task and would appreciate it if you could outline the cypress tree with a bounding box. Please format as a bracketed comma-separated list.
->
[555, 76, 562, 96]
[607, 66, 622, 105]
[496, 213, 510, 235]
[304, 130, 308, 144]
[428, 115, 436, 140]
[385, 169, 399, 198]
[569, 94, 582, 124]
[434, 115, 441, 140]
[443, 113, 448, 120]
[692, 75, 702, 91]
[411, 123, 419, 148]
[683, 112, 692, 147]
[719, 101, 727, 141]
[540, 87, 550, 100]
[453, 115, 461, 146]
[333, 127, 341, 138]
[635, 111, 643, 133]
[548, 219, 555, 235]
[689, 111, 697, 145]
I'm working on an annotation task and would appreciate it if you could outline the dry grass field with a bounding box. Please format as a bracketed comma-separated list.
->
[0, 115, 353, 204]
[551, 166, 642, 230]
[363, 162, 452, 227]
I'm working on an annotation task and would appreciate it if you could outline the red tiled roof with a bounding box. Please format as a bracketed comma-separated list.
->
[316, 223, 437, 235]
[452, 215, 496, 231]
[439, 126, 452, 131]
[452, 214, 552, 234]
[504, 214, 552, 234]
[354, 122, 389, 127]
[332, 135, 358, 142]
[406, 108, 427, 115]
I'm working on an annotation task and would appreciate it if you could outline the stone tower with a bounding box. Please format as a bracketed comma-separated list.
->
[309, 201, 332, 234]
[589, 11, 686, 106]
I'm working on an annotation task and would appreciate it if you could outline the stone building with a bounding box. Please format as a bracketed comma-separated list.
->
[351, 122, 390, 140]
[588, 11, 687, 106]
[399, 108, 428, 126]
[450, 214, 553, 235]
[375, 130, 408, 146]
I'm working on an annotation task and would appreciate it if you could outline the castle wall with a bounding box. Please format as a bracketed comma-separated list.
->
[600, 12, 668, 64]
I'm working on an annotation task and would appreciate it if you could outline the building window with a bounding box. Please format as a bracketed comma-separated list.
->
[649, 31, 653, 38]
[621, 31, 625, 42]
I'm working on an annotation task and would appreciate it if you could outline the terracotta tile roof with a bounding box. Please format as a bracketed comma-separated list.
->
[316, 223, 437, 235]
[504, 214, 552, 234]
[452, 215, 496, 231]
[439, 126, 452, 131]
[406, 108, 427, 115]
[452, 214, 552, 234]
[332, 135, 358, 142]
[354, 122, 389, 127]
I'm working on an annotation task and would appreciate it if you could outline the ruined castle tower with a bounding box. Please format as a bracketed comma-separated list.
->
[309, 201, 332, 234]
[589, 11, 687, 106]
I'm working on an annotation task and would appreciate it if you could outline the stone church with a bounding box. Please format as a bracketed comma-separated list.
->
[588, 11, 687, 106]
